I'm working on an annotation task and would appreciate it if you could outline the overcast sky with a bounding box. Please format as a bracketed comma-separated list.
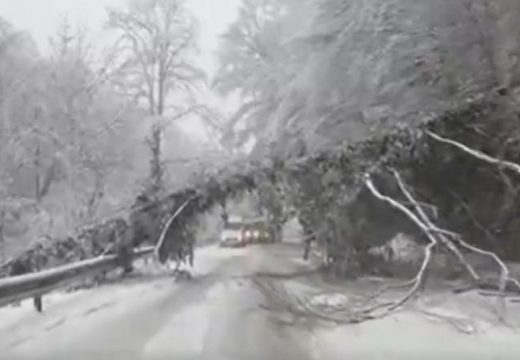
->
[0, 0, 242, 141]
[0, 0, 241, 143]
[0, 0, 240, 75]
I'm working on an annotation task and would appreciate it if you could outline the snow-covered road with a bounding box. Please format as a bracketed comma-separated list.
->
[0, 244, 312, 360]
[1, 243, 520, 360]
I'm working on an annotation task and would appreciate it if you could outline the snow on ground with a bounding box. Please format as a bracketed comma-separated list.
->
[0, 290, 88, 334]
[141, 248, 253, 357]
[293, 285, 520, 360]
[264, 255, 520, 360]
[0, 278, 164, 350]
[132, 245, 248, 276]
[142, 300, 212, 357]
[309, 292, 350, 308]
[191, 245, 248, 275]
[0, 245, 244, 351]
[3, 242, 520, 359]
[141, 279, 247, 358]
[305, 306, 520, 360]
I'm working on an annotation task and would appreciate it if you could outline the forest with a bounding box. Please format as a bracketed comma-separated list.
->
[2, 0, 520, 304]
[0, 0, 224, 266]
[213, 0, 520, 276]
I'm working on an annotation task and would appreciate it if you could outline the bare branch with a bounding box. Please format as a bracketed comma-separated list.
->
[366, 170, 520, 322]
[450, 193, 502, 252]
[385, 241, 435, 312]
[392, 170, 480, 281]
[359, 178, 461, 322]
[365, 175, 439, 252]
[427, 131, 520, 176]
[154, 105, 206, 131]
[448, 233, 520, 292]
[364, 174, 436, 310]
[154, 196, 196, 263]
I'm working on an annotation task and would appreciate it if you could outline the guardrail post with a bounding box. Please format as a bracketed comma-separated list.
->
[0, 246, 154, 310]
[33, 295, 42, 312]
[118, 245, 134, 275]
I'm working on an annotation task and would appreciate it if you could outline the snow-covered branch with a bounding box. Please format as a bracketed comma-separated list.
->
[427, 131, 520, 176]
[391, 170, 479, 281]
[362, 169, 520, 319]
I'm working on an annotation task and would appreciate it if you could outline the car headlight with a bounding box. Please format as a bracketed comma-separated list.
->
[244, 231, 251, 238]
[253, 230, 260, 238]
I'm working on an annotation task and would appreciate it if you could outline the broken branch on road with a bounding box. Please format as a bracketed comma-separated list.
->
[364, 169, 520, 319]
[250, 166, 520, 326]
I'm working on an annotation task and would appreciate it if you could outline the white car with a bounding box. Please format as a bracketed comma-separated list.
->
[219, 224, 246, 248]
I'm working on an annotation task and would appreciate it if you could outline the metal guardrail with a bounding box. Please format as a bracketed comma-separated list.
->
[0, 190, 192, 312]
[0, 247, 154, 309]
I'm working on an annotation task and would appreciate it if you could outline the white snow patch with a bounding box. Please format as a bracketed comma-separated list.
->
[192, 246, 247, 275]
[0, 245, 244, 349]
[292, 257, 312, 267]
[280, 280, 320, 300]
[310, 293, 349, 309]
[303, 290, 520, 360]
[134, 245, 247, 277]
[0, 278, 173, 350]
[307, 311, 520, 359]
[282, 218, 303, 244]
[143, 302, 211, 357]
[143, 279, 246, 359]
[206, 283, 228, 300]
[0, 290, 87, 333]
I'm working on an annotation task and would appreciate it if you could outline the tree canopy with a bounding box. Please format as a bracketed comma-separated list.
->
[216, 0, 520, 158]
[0, 5, 218, 263]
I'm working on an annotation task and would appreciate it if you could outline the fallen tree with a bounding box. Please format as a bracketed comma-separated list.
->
[256, 159, 520, 325]
[2, 94, 520, 324]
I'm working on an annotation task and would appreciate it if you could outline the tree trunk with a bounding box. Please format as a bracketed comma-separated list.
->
[0, 209, 5, 263]
[149, 124, 163, 195]
[84, 172, 105, 220]
[34, 142, 41, 202]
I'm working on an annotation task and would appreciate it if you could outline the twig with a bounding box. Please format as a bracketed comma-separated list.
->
[430, 225, 520, 293]
[254, 277, 379, 324]
[451, 235, 520, 292]
[249, 268, 321, 280]
[478, 291, 520, 299]
[366, 279, 416, 300]
[384, 241, 435, 313]
[452, 193, 502, 253]
[418, 309, 477, 334]
[299, 229, 327, 243]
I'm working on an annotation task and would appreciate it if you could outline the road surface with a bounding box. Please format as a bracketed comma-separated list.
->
[1, 243, 520, 360]
[0, 244, 313, 360]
